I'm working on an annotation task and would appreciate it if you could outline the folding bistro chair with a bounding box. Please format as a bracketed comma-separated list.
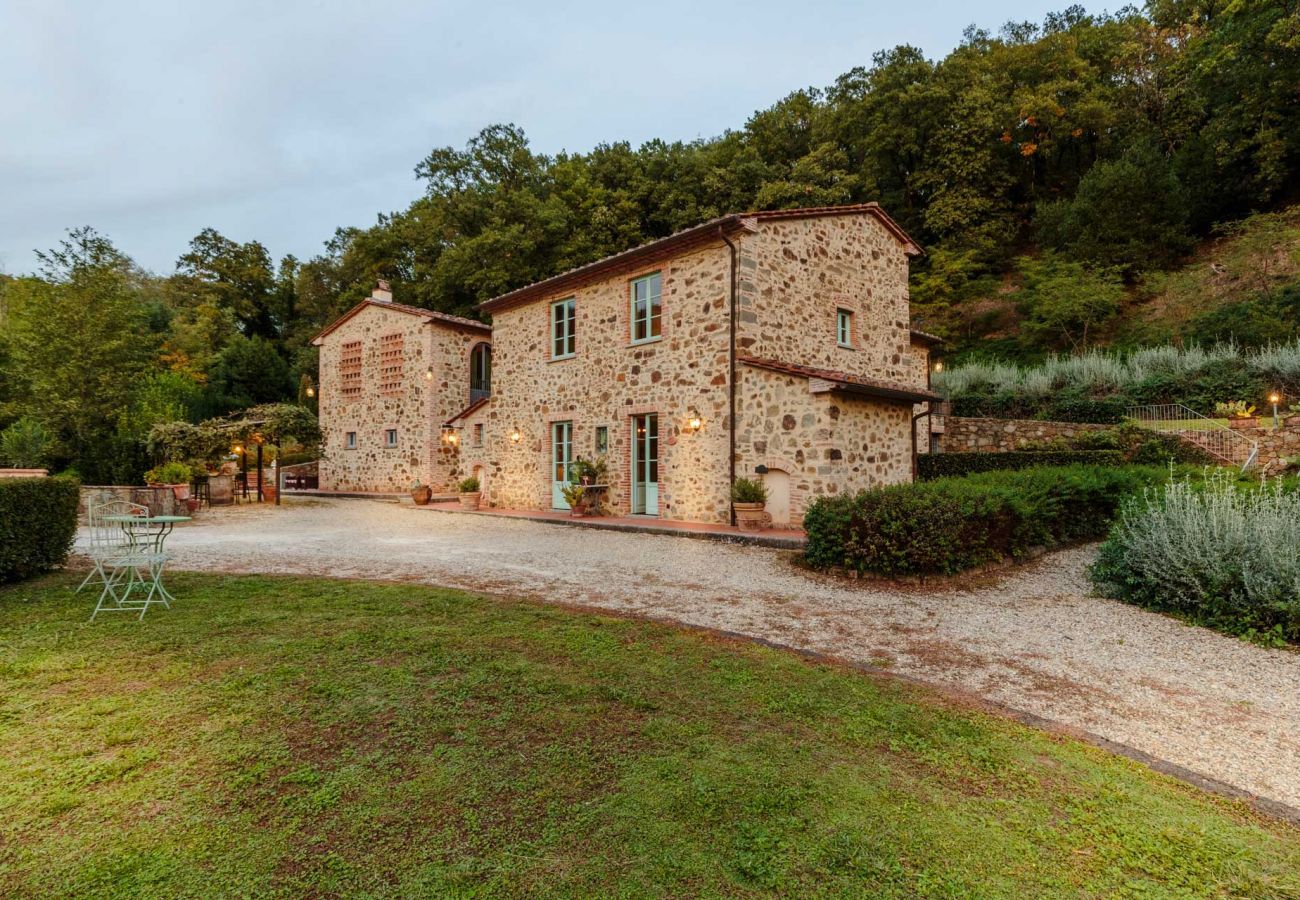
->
[76, 499, 148, 595]
[85, 502, 171, 622]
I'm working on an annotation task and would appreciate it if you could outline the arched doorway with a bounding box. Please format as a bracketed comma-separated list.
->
[761, 468, 791, 526]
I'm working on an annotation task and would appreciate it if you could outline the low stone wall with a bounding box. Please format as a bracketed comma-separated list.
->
[1239, 424, 1300, 472]
[0, 468, 48, 478]
[78, 486, 185, 523]
[938, 416, 1300, 472]
[938, 417, 1113, 453]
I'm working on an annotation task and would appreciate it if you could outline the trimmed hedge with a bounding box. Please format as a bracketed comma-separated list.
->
[0, 477, 81, 583]
[803, 465, 1168, 577]
[918, 450, 1124, 480]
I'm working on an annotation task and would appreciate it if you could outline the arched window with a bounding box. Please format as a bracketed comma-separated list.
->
[470, 343, 491, 402]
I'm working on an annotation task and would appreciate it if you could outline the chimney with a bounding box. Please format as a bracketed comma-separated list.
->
[371, 279, 393, 303]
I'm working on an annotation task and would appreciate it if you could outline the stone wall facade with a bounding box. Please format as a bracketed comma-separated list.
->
[938, 417, 1113, 453]
[452, 211, 927, 525]
[316, 301, 490, 492]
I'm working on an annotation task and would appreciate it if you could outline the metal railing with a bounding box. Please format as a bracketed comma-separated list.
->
[1125, 403, 1258, 470]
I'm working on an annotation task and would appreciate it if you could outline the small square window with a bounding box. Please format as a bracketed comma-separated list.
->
[837, 309, 853, 347]
[383, 428, 398, 448]
[595, 426, 608, 455]
[473, 424, 484, 447]
[345, 432, 357, 450]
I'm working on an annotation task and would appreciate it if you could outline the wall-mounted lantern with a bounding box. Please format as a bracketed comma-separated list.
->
[425, 366, 434, 381]
[686, 410, 703, 433]
[933, 361, 944, 373]
[509, 428, 522, 444]
[441, 425, 459, 446]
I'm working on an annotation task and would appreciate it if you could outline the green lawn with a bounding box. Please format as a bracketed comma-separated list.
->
[2, 574, 1298, 897]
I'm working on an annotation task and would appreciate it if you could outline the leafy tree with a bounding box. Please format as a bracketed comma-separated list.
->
[204, 335, 294, 414]
[1036, 149, 1192, 274]
[6, 228, 154, 478]
[1015, 254, 1124, 350]
[0, 417, 52, 468]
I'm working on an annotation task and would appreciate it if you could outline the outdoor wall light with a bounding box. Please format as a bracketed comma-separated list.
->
[509, 429, 522, 444]
[305, 386, 316, 398]
[933, 361, 944, 373]
[686, 411, 703, 432]
[425, 366, 434, 380]
[441, 425, 459, 445]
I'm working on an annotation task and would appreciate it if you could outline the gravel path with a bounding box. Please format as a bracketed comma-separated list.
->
[110, 497, 1300, 811]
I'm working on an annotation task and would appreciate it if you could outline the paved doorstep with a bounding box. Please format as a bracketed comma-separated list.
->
[103, 497, 1300, 815]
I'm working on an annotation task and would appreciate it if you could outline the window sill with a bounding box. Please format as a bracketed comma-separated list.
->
[629, 336, 663, 348]
[836, 343, 856, 351]
[549, 353, 577, 362]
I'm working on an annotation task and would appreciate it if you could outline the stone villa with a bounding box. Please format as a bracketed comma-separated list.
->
[316, 204, 941, 526]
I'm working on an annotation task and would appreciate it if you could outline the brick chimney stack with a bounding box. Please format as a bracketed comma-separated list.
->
[372, 279, 393, 303]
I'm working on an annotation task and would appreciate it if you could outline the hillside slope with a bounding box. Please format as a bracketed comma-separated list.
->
[932, 206, 1300, 364]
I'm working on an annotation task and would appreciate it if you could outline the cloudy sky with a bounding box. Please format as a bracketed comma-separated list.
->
[2, 0, 1081, 274]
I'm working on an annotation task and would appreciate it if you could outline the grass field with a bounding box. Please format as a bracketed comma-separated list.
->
[3, 573, 1299, 897]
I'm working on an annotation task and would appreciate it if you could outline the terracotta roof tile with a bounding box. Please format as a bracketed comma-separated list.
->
[311, 298, 490, 345]
[445, 395, 490, 425]
[740, 355, 941, 404]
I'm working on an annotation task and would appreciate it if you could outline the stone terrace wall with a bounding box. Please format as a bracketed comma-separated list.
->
[1239, 422, 1300, 472]
[939, 417, 1112, 453]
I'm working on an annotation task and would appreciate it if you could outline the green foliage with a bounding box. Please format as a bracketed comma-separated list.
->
[1014, 254, 1124, 351]
[4, 229, 156, 482]
[803, 465, 1167, 576]
[0, 477, 80, 583]
[731, 477, 768, 504]
[1036, 149, 1192, 275]
[938, 343, 1297, 419]
[560, 481, 585, 508]
[205, 335, 294, 415]
[457, 476, 480, 493]
[143, 461, 192, 485]
[145, 420, 231, 469]
[917, 450, 1124, 480]
[1094, 470, 1300, 644]
[570, 455, 609, 484]
[0, 418, 52, 469]
[232, 403, 321, 449]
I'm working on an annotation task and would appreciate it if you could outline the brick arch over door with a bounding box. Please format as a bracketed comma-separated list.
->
[756, 456, 804, 527]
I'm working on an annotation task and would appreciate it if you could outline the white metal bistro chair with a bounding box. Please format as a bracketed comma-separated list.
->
[85, 501, 171, 621]
[76, 499, 148, 595]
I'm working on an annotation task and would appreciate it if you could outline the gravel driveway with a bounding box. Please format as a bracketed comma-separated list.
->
[113, 497, 1300, 814]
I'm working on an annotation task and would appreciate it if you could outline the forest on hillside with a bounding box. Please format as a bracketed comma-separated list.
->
[1, 0, 1298, 481]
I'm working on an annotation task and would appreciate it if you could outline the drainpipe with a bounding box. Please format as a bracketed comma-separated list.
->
[911, 404, 930, 480]
[719, 227, 738, 526]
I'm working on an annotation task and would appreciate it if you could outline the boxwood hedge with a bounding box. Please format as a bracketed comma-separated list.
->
[803, 465, 1168, 577]
[0, 477, 81, 583]
[918, 450, 1124, 480]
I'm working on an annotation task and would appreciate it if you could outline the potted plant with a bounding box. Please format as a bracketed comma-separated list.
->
[458, 476, 481, 510]
[571, 454, 608, 486]
[145, 461, 193, 504]
[409, 479, 433, 506]
[561, 481, 587, 517]
[1215, 401, 1258, 429]
[732, 476, 769, 532]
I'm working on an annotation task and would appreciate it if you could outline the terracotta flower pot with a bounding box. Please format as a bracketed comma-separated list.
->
[459, 491, 481, 510]
[411, 485, 433, 506]
[733, 501, 769, 532]
[262, 485, 277, 504]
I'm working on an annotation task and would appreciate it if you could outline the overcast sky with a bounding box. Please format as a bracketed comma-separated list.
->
[2, 0, 1086, 275]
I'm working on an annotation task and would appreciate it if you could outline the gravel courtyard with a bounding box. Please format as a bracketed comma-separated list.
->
[128, 496, 1300, 813]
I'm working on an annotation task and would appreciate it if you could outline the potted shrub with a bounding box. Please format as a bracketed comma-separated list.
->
[732, 476, 769, 532]
[1215, 401, 1258, 429]
[561, 482, 587, 517]
[458, 476, 481, 510]
[409, 479, 433, 506]
[145, 461, 193, 505]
